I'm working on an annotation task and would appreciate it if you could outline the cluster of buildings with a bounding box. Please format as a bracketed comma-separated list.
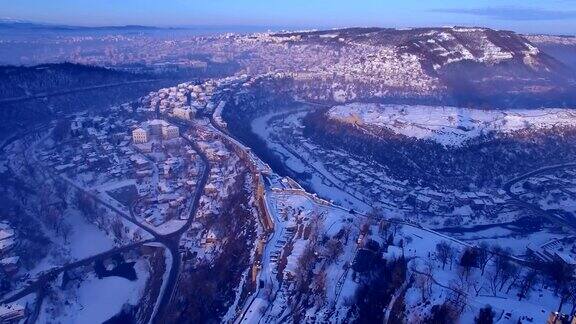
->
[518, 168, 576, 212]
[142, 76, 248, 123]
[176, 128, 247, 262]
[133, 145, 202, 227]
[141, 81, 217, 120]
[39, 109, 200, 231]
[18, 29, 443, 100]
[194, 129, 241, 219]
[38, 107, 141, 179]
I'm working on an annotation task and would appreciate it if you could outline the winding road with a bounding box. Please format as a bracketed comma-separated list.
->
[0, 115, 211, 324]
[504, 163, 576, 233]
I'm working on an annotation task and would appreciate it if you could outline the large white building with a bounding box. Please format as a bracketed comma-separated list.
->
[132, 128, 149, 144]
[133, 120, 179, 143]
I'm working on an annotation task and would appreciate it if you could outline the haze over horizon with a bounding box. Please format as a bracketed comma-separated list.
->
[3, 0, 576, 35]
[3, 1, 576, 324]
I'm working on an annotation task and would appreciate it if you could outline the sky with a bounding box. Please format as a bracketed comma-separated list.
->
[2, 0, 576, 34]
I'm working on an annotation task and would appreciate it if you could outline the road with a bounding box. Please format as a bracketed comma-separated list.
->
[236, 187, 285, 323]
[150, 128, 211, 323]
[504, 163, 576, 232]
[2, 240, 153, 304]
[1, 114, 210, 324]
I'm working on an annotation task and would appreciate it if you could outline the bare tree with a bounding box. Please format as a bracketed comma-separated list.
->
[491, 253, 511, 287]
[460, 247, 478, 279]
[471, 273, 484, 296]
[295, 241, 317, 292]
[486, 269, 500, 296]
[448, 278, 469, 315]
[475, 305, 495, 324]
[342, 224, 352, 245]
[544, 260, 575, 295]
[476, 242, 494, 276]
[379, 220, 391, 238]
[557, 285, 573, 314]
[500, 262, 519, 293]
[426, 302, 460, 323]
[568, 280, 576, 317]
[414, 273, 433, 301]
[75, 191, 97, 222]
[312, 270, 327, 307]
[518, 269, 539, 301]
[391, 222, 401, 237]
[436, 241, 454, 270]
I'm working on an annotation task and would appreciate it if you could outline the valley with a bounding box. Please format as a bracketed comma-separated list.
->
[1, 24, 576, 324]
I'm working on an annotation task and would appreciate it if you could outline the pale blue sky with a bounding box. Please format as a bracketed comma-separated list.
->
[3, 0, 576, 34]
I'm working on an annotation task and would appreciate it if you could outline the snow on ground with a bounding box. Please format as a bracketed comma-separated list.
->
[37, 259, 150, 324]
[241, 178, 360, 323]
[446, 226, 562, 256]
[93, 179, 137, 192]
[26, 207, 115, 279]
[397, 224, 562, 323]
[252, 109, 371, 212]
[66, 209, 115, 260]
[328, 103, 576, 146]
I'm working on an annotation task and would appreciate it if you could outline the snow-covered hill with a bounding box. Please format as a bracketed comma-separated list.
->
[327, 103, 576, 146]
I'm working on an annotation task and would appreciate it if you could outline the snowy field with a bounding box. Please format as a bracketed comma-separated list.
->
[327, 103, 576, 146]
[37, 258, 150, 324]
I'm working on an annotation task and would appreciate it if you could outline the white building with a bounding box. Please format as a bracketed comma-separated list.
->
[132, 128, 149, 144]
[162, 125, 180, 140]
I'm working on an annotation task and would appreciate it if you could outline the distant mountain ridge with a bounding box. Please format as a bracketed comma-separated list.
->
[0, 19, 166, 31]
[0, 19, 288, 33]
